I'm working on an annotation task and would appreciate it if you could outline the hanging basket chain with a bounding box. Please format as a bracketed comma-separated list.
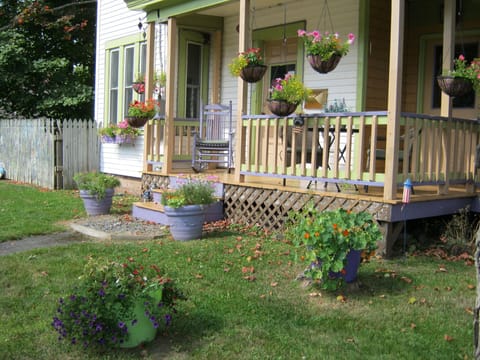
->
[317, 0, 335, 33]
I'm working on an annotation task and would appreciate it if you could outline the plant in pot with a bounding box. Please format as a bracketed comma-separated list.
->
[267, 74, 311, 116]
[73, 172, 121, 216]
[297, 29, 355, 74]
[126, 99, 157, 128]
[132, 73, 145, 94]
[437, 55, 480, 97]
[228, 47, 267, 83]
[287, 203, 381, 290]
[52, 254, 184, 350]
[160, 178, 216, 241]
[98, 120, 140, 144]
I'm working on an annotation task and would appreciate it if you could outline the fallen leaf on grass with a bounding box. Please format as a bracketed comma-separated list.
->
[437, 264, 448, 273]
[465, 307, 474, 315]
[444, 334, 453, 342]
[195, 274, 203, 279]
[243, 275, 256, 281]
[241, 266, 255, 274]
[223, 267, 230, 272]
[410, 323, 416, 329]
[337, 295, 347, 303]
[408, 297, 417, 304]
[400, 276, 413, 284]
[467, 284, 475, 290]
[309, 292, 322, 297]
[270, 282, 278, 287]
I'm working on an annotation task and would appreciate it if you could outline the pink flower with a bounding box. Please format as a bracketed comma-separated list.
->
[348, 33, 356, 45]
[118, 120, 129, 129]
[459, 54, 465, 61]
[297, 29, 307, 37]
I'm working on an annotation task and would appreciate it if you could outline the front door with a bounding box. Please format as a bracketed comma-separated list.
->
[178, 30, 210, 119]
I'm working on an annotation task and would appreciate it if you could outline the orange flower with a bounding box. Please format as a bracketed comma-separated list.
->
[314, 232, 320, 237]
[343, 230, 349, 236]
[304, 232, 310, 239]
[333, 224, 338, 230]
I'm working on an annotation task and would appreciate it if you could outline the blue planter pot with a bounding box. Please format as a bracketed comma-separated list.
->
[164, 205, 205, 241]
[328, 249, 362, 283]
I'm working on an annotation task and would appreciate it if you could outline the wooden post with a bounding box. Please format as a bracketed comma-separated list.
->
[383, 0, 404, 201]
[438, 0, 456, 195]
[233, 0, 250, 183]
[143, 22, 155, 173]
[163, 18, 177, 175]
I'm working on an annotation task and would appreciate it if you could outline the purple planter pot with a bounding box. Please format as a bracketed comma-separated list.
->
[79, 189, 114, 216]
[329, 249, 362, 283]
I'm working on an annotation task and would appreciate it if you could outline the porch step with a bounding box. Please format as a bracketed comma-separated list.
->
[132, 201, 225, 225]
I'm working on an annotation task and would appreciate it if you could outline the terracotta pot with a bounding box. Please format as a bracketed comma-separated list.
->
[239, 65, 267, 83]
[437, 76, 473, 97]
[307, 54, 342, 74]
[267, 99, 299, 117]
[126, 116, 149, 128]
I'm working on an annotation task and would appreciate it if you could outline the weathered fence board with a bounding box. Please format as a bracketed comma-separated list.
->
[0, 118, 99, 189]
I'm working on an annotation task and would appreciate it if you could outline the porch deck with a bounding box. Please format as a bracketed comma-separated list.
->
[140, 110, 480, 256]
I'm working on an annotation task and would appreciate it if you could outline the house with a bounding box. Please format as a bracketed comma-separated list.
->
[95, 0, 480, 256]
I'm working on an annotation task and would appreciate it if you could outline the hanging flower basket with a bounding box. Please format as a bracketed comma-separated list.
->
[267, 99, 299, 117]
[132, 81, 145, 94]
[307, 54, 342, 74]
[239, 65, 267, 83]
[126, 116, 149, 128]
[436, 76, 473, 97]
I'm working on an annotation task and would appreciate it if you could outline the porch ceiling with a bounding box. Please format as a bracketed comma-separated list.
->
[198, 0, 298, 17]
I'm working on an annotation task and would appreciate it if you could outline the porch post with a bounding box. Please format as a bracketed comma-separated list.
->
[233, 0, 250, 183]
[383, 0, 405, 201]
[438, 0, 456, 194]
[162, 17, 177, 175]
[143, 22, 155, 173]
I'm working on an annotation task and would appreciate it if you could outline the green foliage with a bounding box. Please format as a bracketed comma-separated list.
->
[287, 204, 381, 290]
[269, 74, 311, 104]
[98, 120, 140, 138]
[298, 29, 355, 60]
[228, 47, 264, 76]
[73, 172, 121, 199]
[0, 1, 95, 118]
[443, 55, 480, 92]
[161, 179, 216, 208]
[127, 99, 157, 118]
[52, 255, 184, 349]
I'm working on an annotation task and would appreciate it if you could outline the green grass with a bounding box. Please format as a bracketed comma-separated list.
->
[0, 181, 137, 242]
[0, 236, 475, 359]
[0, 181, 476, 359]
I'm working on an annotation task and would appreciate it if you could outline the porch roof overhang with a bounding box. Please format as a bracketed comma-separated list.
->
[124, 0, 233, 21]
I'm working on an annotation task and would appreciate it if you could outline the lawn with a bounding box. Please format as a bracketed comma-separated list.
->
[0, 181, 476, 359]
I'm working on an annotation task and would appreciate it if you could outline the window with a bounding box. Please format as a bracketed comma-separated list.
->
[108, 49, 119, 125]
[106, 38, 146, 124]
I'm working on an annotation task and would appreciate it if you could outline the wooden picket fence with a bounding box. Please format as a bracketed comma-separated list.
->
[0, 118, 99, 189]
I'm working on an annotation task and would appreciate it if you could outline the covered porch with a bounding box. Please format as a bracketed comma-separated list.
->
[125, 0, 480, 255]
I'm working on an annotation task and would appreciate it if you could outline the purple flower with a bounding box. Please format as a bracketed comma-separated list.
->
[131, 319, 138, 326]
[98, 288, 105, 297]
[165, 314, 172, 326]
[118, 322, 126, 329]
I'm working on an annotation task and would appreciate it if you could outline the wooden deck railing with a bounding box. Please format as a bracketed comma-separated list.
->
[238, 112, 480, 191]
[144, 111, 480, 196]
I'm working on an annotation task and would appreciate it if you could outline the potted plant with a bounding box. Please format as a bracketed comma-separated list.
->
[52, 255, 184, 350]
[297, 29, 355, 74]
[160, 178, 216, 241]
[267, 74, 311, 116]
[132, 73, 145, 94]
[98, 120, 140, 144]
[126, 99, 157, 128]
[73, 172, 121, 216]
[287, 203, 381, 290]
[228, 47, 267, 83]
[437, 55, 480, 97]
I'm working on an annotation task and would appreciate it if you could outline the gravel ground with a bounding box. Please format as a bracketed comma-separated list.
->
[73, 214, 168, 239]
[0, 215, 169, 256]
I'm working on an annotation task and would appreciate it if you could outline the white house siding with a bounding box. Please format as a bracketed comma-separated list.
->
[220, 0, 360, 114]
[100, 137, 144, 178]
